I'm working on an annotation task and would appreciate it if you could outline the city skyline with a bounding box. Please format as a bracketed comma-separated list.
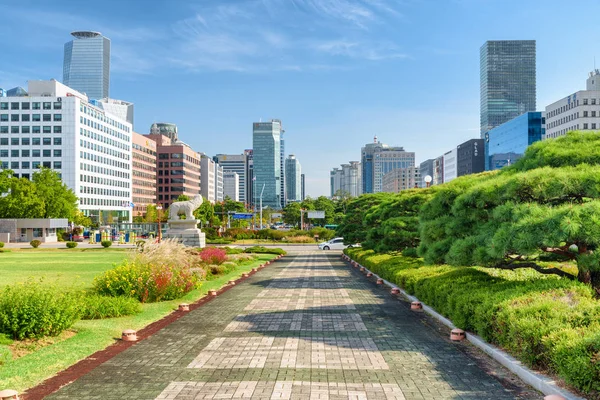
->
[2, 0, 600, 196]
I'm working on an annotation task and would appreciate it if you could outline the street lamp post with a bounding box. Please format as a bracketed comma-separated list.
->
[156, 205, 163, 243]
[259, 183, 265, 230]
[424, 175, 433, 188]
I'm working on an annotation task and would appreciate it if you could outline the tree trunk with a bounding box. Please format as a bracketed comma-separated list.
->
[578, 269, 600, 297]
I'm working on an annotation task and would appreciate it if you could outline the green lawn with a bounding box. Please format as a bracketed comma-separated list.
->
[0, 252, 278, 392]
[0, 248, 128, 288]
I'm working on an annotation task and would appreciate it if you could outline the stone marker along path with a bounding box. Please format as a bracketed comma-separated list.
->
[47, 252, 539, 400]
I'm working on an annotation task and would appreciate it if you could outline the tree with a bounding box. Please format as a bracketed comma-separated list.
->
[283, 202, 301, 227]
[313, 196, 335, 226]
[0, 178, 45, 218]
[72, 211, 92, 227]
[31, 168, 78, 219]
[336, 193, 389, 245]
[194, 197, 214, 226]
[176, 194, 190, 201]
[144, 204, 158, 223]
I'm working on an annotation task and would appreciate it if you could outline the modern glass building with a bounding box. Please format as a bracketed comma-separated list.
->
[485, 112, 545, 170]
[252, 120, 282, 209]
[480, 40, 536, 137]
[285, 154, 301, 203]
[214, 153, 248, 204]
[361, 137, 415, 193]
[63, 31, 110, 100]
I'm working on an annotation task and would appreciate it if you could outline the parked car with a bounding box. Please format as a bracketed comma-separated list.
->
[318, 237, 348, 250]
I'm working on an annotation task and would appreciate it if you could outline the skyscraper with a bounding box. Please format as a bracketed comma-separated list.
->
[63, 31, 110, 100]
[361, 137, 415, 193]
[214, 154, 248, 204]
[480, 40, 536, 136]
[285, 155, 301, 202]
[279, 128, 286, 208]
[252, 120, 282, 209]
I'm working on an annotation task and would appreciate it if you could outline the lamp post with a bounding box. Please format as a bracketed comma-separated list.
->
[156, 205, 163, 243]
[424, 175, 433, 188]
[259, 183, 265, 230]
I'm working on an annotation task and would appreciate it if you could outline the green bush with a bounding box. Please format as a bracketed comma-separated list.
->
[344, 248, 600, 394]
[0, 281, 80, 339]
[30, 240, 41, 248]
[223, 247, 243, 255]
[206, 238, 234, 245]
[80, 294, 141, 320]
[101, 240, 112, 248]
[0, 242, 4, 248]
[244, 246, 286, 255]
[66, 241, 78, 249]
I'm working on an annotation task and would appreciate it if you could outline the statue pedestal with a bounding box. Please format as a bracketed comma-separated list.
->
[164, 219, 206, 248]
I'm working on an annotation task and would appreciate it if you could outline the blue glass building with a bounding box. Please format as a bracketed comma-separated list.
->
[485, 112, 545, 170]
[252, 120, 282, 209]
[63, 31, 110, 100]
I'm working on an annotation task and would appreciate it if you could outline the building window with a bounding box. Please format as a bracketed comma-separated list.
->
[21, 114, 30, 122]
[21, 150, 30, 157]
[53, 102, 62, 110]
[0, 138, 6, 145]
[584, 123, 589, 129]
[0, 162, 7, 169]
[53, 161, 62, 169]
[11, 138, 19, 145]
[32, 126, 41, 134]
[22, 126, 30, 134]
[32, 138, 40, 145]
[54, 114, 62, 121]
[10, 126, 19, 134]
[593, 111, 597, 117]
[43, 126, 51, 133]
[32, 161, 40, 169]
[32, 114, 40, 121]
[10, 102, 19, 110]
[21, 161, 30, 169]
[593, 99, 597, 105]
[54, 149, 62, 157]
[21, 102, 30, 110]
[43, 102, 51, 110]
[43, 138, 51, 145]
[0, 150, 6, 158]
[11, 114, 19, 122]
[0, 102, 7, 110]
[11, 149, 19, 157]
[32, 150, 40, 157]
[43, 161, 51, 168]
[593, 123, 597, 129]
[32, 102, 40, 110]
[584, 99, 589, 105]
[43, 114, 51, 121]
[10, 161, 19, 169]
[53, 138, 62, 145]
[53, 126, 62, 133]
[0, 114, 7, 122]
[21, 138, 30, 145]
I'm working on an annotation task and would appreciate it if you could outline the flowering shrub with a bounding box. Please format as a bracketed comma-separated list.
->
[199, 247, 228, 265]
[93, 240, 202, 303]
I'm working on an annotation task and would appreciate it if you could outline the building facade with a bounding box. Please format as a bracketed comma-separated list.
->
[199, 154, 216, 203]
[215, 164, 224, 202]
[285, 154, 301, 202]
[214, 153, 248, 204]
[443, 149, 457, 183]
[95, 98, 134, 127]
[147, 134, 201, 209]
[244, 149, 253, 206]
[252, 120, 282, 209]
[63, 31, 110, 100]
[480, 40, 536, 136]
[0, 80, 132, 223]
[485, 111, 545, 170]
[361, 137, 384, 194]
[223, 172, 239, 201]
[545, 70, 600, 139]
[419, 159, 434, 187]
[301, 173, 305, 200]
[150, 122, 178, 142]
[373, 147, 415, 193]
[382, 167, 420, 192]
[433, 156, 444, 186]
[457, 139, 485, 177]
[279, 128, 286, 208]
[132, 132, 156, 217]
[330, 161, 361, 197]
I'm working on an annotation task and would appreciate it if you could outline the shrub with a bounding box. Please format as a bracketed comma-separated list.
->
[0, 281, 80, 339]
[30, 240, 41, 248]
[66, 241, 78, 249]
[101, 240, 112, 248]
[402, 247, 419, 258]
[80, 294, 141, 320]
[94, 240, 202, 302]
[283, 236, 315, 243]
[199, 247, 228, 265]
[206, 238, 234, 245]
[223, 247, 244, 255]
[244, 246, 286, 255]
[0, 242, 4, 248]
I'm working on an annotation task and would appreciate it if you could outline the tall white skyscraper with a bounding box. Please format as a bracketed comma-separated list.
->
[285, 154, 301, 202]
[63, 31, 110, 100]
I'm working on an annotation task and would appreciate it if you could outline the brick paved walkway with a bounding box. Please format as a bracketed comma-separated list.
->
[48, 252, 538, 400]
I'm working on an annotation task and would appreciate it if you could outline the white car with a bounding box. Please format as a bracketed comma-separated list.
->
[318, 237, 347, 250]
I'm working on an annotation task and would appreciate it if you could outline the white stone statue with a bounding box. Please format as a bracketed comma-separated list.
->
[168, 195, 203, 221]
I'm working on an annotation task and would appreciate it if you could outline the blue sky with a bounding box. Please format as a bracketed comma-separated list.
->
[2, 0, 600, 197]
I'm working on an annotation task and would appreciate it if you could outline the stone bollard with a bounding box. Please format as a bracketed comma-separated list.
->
[0, 390, 19, 400]
[544, 396, 566, 400]
[178, 303, 190, 311]
[411, 301, 423, 311]
[376, 278, 383, 285]
[121, 329, 137, 342]
[366, 272, 373, 278]
[252, 268, 258, 272]
[359, 267, 365, 272]
[242, 272, 249, 278]
[209, 289, 217, 296]
[391, 288, 400, 295]
[450, 328, 466, 341]
[228, 280, 236, 285]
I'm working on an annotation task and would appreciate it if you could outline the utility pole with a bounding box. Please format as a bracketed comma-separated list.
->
[259, 183, 265, 230]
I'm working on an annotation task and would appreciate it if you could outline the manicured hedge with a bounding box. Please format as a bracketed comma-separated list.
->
[243, 246, 286, 255]
[345, 248, 600, 395]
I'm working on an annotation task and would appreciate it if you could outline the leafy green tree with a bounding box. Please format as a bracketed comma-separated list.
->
[283, 202, 301, 227]
[0, 178, 45, 218]
[313, 196, 335, 226]
[31, 168, 78, 219]
[176, 194, 190, 201]
[72, 211, 92, 227]
[194, 197, 214, 226]
[144, 204, 158, 223]
[336, 193, 389, 245]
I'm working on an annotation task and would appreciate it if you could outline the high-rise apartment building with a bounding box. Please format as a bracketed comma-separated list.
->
[214, 153, 248, 204]
[63, 31, 110, 100]
[330, 161, 361, 197]
[485, 112, 544, 170]
[280, 128, 286, 208]
[301, 173, 305, 200]
[200, 154, 216, 203]
[132, 133, 156, 217]
[361, 136, 384, 194]
[147, 133, 201, 209]
[252, 120, 282, 209]
[285, 154, 301, 202]
[443, 149, 457, 183]
[215, 164, 224, 202]
[223, 172, 240, 201]
[382, 167, 420, 192]
[480, 40, 536, 136]
[0, 80, 133, 223]
[545, 70, 600, 139]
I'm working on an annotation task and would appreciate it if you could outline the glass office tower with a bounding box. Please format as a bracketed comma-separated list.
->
[63, 31, 110, 100]
[252, 120, 282, 209]
[285, 154, 301, 202]
[480, 40, 536, 137]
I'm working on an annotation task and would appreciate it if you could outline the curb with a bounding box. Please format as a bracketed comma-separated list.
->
[341, 254, 585, 400]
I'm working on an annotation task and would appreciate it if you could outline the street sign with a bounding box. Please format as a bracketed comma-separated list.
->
[307, 210, 325, 219]
[232, 213, 253, 220]
[271, 213, 283, 218]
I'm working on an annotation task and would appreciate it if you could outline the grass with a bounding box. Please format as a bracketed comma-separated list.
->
[0, 253, 276, 392]
[0, 248, 128, 288]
